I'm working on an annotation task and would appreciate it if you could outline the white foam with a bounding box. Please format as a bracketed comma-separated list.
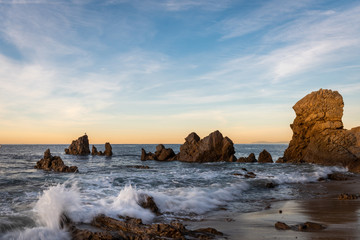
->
[34, 183, 81, 230]
[1, 227, 69, 240]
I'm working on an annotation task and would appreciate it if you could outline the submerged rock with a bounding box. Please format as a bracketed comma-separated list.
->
[138, 194, 160, 215]
[281, 89, 360, 172]
[65, 135, 90, 155]
[177, 130, 237, 162]
[275, 221, 326, 231]
[258, 150, 273, 163]
[35, 149, 78, 173]
[237, 153, 257, 163]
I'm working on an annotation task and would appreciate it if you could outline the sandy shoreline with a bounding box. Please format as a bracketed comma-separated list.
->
[184, 174, 360, 240]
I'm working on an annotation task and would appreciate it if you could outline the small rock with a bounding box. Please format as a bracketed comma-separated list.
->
[258, 149, 273, 163]
[338, 193, 359, 200]
[275, 222, 290, 230]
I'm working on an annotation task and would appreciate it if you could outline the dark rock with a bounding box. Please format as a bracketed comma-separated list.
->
[177, 130, 236, 162]
[244, 171, 256, 178]
[65, 135, 90, 155]
[258, 149, 273, 163]
[137, 194, 160, 215]
[275, 221, 291, 230]
[265, 182, 277, 188]
[104, 142, 113, 157]
[281, 89, 360, 172]
[338, 193, 359, 200]
[92, 145, 98, 155]
[295, 222, 326, 231]
[35, 149, 78, 173]
[141, 144, 176, 161]
[327, 172, 349, 181]
[127, 165, 150, 169]
[237, 153, 257, 162]
[92, 143, 113, 157]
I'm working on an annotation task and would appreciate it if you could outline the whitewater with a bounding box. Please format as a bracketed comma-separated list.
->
[0, 144, 346, 239]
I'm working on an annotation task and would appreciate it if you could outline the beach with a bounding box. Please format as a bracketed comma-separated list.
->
[186, 176, 360, 240]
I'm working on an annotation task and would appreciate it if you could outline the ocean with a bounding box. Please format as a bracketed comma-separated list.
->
[0, 144, 346, 239]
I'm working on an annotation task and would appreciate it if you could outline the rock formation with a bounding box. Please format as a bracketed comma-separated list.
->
[142, 130, 237, 162]
[177, 130, 237, 162]
[237, 153, 257, 162]
[91, 142, 113, 157]
[258, 149, 273, 163]
[65, 135, 90, 155]
[35, 149, 78, 173]
[280, 89, 360, 172]
[141, 144, 176, 161]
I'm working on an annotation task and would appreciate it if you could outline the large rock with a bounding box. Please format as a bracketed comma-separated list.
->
[281, 89, 360, 172]
[258, 149, 273, 163]
[177, 130, 237, 162]
[65, 135, 90, 155]
[237, 153, 257, 163]
[141, 144, 176, 161]
[35, 149, 78, 173]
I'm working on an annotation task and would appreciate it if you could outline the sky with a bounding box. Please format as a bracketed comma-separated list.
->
[0, 0, 359, 144]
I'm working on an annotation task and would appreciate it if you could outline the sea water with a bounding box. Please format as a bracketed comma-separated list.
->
[0, 144, 346, 239]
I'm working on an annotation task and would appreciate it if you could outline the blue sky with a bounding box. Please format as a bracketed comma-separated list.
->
[0, 0, 359, 144]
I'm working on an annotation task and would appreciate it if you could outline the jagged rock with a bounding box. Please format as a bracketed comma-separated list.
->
[92, 143, 113, 157]
[177, 130, 237, 162]
[141, 144, 176, 161]
[35, 149, 78, 173]
[338, 193, 359, 200]
[275, 221, 291, 230]
[281, 89, 360, 172]
[237, 153, 257, 162]
[244, 171, 256, 178]
[138, 194, 160, 215]
[68, 214, 223, 240]
[258, 150, 273, 163]
[65, 135, 90, 155]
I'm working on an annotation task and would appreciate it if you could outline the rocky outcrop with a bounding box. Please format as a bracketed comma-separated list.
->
[177, 130, 237, 162]
[275, 221, 326, 231]
[281, 89, 360, 172]
[92, 142, 113, 157]
[35, 149, 78, 173]
[65, 135, 90, 155]
[141, 144, 176, 161]
[237, 153, 257, 162]
[258, 149, 273, 163]
[138, 194, 160, 215]
[68, 214, 222, 240]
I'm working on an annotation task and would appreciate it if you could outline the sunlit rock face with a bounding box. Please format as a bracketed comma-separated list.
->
[281, 89, 360, 172]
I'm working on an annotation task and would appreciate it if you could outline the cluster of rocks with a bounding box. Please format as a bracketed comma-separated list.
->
[60, 193, 222, 240]
[92, 142, 113, 157]
[278, 89, 360, 172]
[275, 221, 326, 231]
[142, 130, 276, 164]
[34, 149, 78, 173]
[142, 130, 238, 162]
[237, 149, 273, 163]
[65, 134, 113, 157]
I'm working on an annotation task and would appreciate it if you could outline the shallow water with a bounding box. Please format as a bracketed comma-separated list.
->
[0, 144, 346, 239]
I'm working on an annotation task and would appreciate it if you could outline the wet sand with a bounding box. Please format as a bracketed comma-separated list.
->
[185, 175, 360, 240]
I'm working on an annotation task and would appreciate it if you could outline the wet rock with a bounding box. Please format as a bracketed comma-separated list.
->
[338, 193, 359, 200]
[281, 89, 360, 172]
[275, 221, 291, 230]
[265, 182, 277, 188]
[327, 172, 349, 181]
[237, 153, 257, 163]
[127, 165, 150, 169]
[76, 214, 224, 240]
[244, 171, 256, 178]
[258, 149, 273, 163]
[137, 194, 160, 215]
[35, 149, 78, 173]
[141, 144, 176, 161]
[92, 143, 113, 157]
[177, 130, 237, 162]
[295, 222, 326, 231]
[65, 135, 90, 155]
